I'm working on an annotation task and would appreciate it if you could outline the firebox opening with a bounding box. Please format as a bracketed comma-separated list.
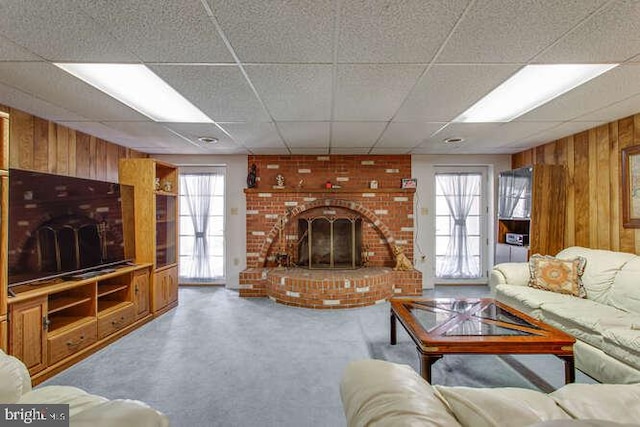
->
[297, 216, 362, 269]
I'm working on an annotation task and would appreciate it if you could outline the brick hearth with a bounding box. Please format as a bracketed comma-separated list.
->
[239, 155, 422, 308]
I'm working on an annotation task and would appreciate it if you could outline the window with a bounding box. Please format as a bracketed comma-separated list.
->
[178, 168, 225, 283]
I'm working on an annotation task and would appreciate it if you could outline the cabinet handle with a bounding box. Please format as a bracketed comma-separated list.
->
[111, 316, 126, 328]
[66, 335, 84, 348]
[43, 317, 50, 331]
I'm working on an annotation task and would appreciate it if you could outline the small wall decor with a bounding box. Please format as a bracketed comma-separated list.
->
[401, 178, 417, 189]
[275, 174, 285, 188]
[247, 163, 258, 188]
[370, 180, 378, 189]
[622, 145, 640, 227]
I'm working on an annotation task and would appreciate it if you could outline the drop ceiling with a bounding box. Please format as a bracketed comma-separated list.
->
[0, 0, 639, 155]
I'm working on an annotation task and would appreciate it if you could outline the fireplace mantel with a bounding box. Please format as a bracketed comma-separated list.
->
[244, 188, 415, 194]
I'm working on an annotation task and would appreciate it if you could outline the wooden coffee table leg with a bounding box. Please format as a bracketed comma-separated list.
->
[390, 309, 397, 345]
[418, 350, 442, 383]
[558, 355, 575, 383]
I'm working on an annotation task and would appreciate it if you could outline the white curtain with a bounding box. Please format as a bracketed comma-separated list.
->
[498, 173, 529, 218]
[180, 173, 220, 280]
[436, 173, 480, 279]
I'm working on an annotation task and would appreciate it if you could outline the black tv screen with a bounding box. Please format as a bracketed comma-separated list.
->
[8, 168, 133, 287]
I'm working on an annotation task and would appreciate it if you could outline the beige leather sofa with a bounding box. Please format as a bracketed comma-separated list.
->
[0, 349, 169, 426]
[341, 359, 640, 427]
[490, 246, 640, 384]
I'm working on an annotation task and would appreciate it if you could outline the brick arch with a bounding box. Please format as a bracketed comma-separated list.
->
[256, 198, 398, 266]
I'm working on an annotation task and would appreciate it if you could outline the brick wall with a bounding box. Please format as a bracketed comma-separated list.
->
[244, 155, 415, 268]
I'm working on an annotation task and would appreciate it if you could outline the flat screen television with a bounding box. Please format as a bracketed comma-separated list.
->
[8, 168, 134, 289]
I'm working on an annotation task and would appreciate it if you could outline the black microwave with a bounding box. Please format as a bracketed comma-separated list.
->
[505, 233, 529, 246]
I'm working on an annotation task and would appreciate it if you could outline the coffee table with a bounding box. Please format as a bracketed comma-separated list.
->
[389, 297, 576, 384]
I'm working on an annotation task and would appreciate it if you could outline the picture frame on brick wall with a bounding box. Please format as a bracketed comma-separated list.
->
[401, 178, 417, 189]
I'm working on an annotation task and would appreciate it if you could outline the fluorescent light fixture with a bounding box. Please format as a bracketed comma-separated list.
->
[454, 64, 618, 123]
[55, 63, 212, 123]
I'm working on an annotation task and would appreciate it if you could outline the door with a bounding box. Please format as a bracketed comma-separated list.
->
[434, 167, 488, 284]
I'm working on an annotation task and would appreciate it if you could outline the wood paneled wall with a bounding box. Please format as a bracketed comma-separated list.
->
[0, 106, 146, 182]
[512, 113, 640, 255]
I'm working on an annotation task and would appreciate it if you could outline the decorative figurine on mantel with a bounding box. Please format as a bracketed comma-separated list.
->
[275, 173, 285, 189]
[247, 163, 257, 188]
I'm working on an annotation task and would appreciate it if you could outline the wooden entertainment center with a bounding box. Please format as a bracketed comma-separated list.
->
[0, 110, 180, 384]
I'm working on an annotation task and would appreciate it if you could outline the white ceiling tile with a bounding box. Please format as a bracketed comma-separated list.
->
[335, 65, 424, 121]
[218, 122, 286, 148]
[101, 121, 197, 149]
[573, 93, 640, 122]
[518, 64, 640, 122]
[245, 65, 332, 121]
[0, 35, 41, 60]
[338, 0, 469, 63]
[377, 122, 445, 148]
[57, 121, 132, 146]
[533, 1, 640, 63]
[0, 82, 87, 122]
[76, 0, 233, 63]
[250, 147, 291, 155]
[331, 122, 387, 147]
[0, 0, 137, 62]
[395, 64, 520, 122]
[438, 0, 607, 63]
[369, 147, 411, 155]
[278, 122, 330, 148]
[289, 147, 330, 155]
[164, 122, 239, 149]
[0, 62, 149, 121]
[206, 0, 334, 63]
[150, 65, 269, 122]
[330, 147, 372, 154]
[512, 121, 606, 148]
[471, 121, 564, 149]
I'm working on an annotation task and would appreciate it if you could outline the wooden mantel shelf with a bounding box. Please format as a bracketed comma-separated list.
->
[244, 187, 415, 194]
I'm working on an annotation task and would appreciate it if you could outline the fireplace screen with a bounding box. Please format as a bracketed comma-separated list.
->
[297, 216, 362, 269]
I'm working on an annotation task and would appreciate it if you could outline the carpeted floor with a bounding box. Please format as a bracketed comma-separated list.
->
[41, 286, 594, 427]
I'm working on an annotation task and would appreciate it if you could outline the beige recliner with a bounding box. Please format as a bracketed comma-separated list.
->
[0, 349, 169, 426]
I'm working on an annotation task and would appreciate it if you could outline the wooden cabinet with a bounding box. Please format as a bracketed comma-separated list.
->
[496, 165, 566, 264]
[119, 159, 179, 316]
[7, 264, 152, 384]
[132, 270, 150, 319]
[0, 112, 8, 352]
[153, 265, 178, 314]
[9, 297, 47, 375]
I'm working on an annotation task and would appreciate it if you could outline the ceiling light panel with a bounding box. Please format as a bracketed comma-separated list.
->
[454, 64, 618, 122]
[55, 63, 213, 123]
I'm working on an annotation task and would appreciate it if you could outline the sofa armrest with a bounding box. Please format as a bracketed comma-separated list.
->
[0, 350, 32, 403]
[68, 400, 170, 427]
[340, 359, 460, 427]
[489, 263, 531, 293]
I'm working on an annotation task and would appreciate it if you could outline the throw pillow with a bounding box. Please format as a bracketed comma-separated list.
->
[528, 254, 587, 298]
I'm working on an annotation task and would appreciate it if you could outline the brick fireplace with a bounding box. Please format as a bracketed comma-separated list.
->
[239, 155, 422, 308]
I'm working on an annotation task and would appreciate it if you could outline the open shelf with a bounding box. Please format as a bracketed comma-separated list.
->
[98, 299, 130, 315]
[97, 284, 128, 298]
[48, 296, 92, 315]
[48, 315, 93, 336]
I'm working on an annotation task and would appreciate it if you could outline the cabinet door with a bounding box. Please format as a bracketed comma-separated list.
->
[167, 266, 178, 305]
[133, 270, 150, 319]
[510, 246, 529, 263]
[0, 318, 7, 352]
[9, 297, 47, 375]
[152, 270, 168, 313]
[495, 243, 511, 265]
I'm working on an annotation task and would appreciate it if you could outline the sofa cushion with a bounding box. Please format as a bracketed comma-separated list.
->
[537, 299, 626, 349]
[0, 350, 32, 403]
[434, 386, 570, 427]
[495, 284, 573, 319]
[608, 256, 640, 315]
[19, 385, 108, 417]
[529, 254, 586, 297]
[551, 383, 640, 423]
[340, 359, 460, 427]
[601, 327, 640, 371]
[556, 247, 637, 303]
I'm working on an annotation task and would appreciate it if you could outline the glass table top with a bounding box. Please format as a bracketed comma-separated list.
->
[405, 300, 541, 337]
